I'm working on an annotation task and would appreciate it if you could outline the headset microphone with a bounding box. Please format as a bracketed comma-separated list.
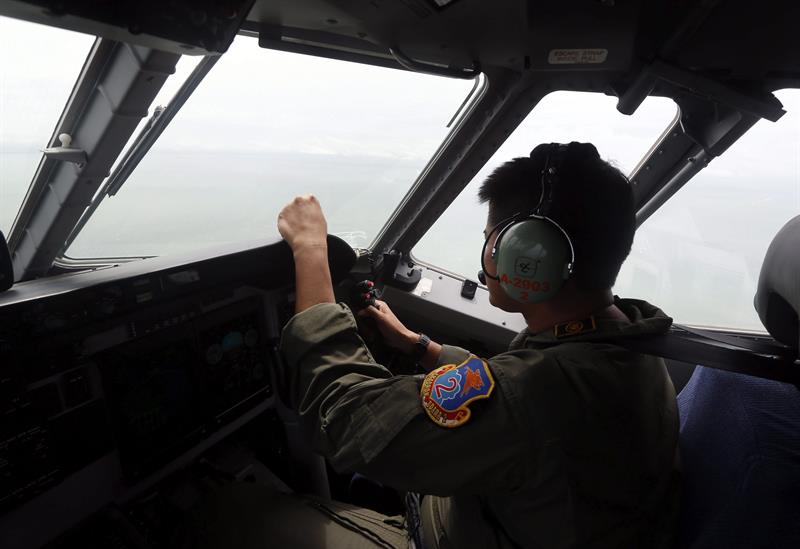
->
[479, 143, 575, 304]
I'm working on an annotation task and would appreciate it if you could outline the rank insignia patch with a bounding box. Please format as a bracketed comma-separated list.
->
[420, 355, 495, 428]
[554, 316, 597, 338]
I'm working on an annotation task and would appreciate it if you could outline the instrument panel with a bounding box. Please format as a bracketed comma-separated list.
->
[0, 237, 355, 548]
[1, 291, 277, 513]
[98, 297, 272, 479]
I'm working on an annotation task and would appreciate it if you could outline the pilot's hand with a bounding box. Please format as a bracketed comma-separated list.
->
[359, 300, 417, 354]
[277, 195, 328, 252]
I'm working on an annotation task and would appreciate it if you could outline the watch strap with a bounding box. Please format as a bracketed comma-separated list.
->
[413, 333, 431, 361]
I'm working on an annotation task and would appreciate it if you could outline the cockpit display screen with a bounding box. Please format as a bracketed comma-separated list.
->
[98, 299, 270, 478]
[99, 326, 202, 477]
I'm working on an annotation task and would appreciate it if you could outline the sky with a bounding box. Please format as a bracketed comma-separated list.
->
[1, 15, 799, 331]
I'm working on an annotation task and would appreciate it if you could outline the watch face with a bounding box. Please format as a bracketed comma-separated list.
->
[415, 333, 430, 359]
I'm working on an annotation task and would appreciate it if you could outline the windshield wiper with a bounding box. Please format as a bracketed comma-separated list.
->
[64, 54, 219, 250]
[105, 104, 165, 196]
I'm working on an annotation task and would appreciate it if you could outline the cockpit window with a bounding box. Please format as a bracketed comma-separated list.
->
[65, 35, 476, 258]
[412, 91, 678, 279]
[0, 16, 94, 235]
[615, 89, 800, 332]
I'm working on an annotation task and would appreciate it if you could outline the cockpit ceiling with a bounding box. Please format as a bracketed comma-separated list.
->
[249, 0, 641, 72]
[3, 1, 799, 90]
[248, 0, 800, 86]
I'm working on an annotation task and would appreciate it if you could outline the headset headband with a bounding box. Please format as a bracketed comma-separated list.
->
[535, 143, 568, 217]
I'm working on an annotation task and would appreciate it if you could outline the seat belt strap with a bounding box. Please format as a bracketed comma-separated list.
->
[610, 330, 799, 386]
[672, 324, 794, 357]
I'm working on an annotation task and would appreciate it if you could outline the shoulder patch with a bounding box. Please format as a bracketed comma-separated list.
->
[554, 316, 597, 338]
[420, 355, 495, 428]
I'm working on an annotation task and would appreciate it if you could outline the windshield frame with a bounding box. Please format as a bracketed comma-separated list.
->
[407, 94, 683, 283]
[4, 29, 99, 244]
[58, 36, 487, 262]
[5, 24, 781, 322]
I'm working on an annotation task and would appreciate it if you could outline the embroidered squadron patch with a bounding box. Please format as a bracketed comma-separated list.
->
[420, 355, 495, 428]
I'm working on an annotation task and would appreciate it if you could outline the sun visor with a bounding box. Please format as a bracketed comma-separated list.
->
[754, 215, 800, 351]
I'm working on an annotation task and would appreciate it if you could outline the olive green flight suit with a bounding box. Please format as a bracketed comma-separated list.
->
[273, 297, 680, 549]
[189, 298, 679, 548]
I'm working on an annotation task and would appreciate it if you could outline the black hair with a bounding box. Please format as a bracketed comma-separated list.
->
[478, 142, 635, 291]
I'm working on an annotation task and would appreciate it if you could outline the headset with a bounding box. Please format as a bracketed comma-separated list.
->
[478, 143, 575, 303]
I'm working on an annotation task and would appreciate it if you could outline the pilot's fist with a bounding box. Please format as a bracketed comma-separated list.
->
[278, 195, 328, 252]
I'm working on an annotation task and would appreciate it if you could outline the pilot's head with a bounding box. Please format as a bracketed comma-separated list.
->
[479, 142, 635, 313]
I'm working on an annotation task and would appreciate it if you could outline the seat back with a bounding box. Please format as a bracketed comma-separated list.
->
[677, 366, 800, 548]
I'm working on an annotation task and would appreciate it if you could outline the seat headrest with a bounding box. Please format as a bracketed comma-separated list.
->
[754, 215, 800, 351]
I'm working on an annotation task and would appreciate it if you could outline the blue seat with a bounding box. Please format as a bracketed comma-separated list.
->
[676, 366, 800, 549]
[676, 214, 800, 548]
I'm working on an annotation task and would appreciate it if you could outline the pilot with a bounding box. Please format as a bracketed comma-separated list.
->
[187, 142, 680, 549]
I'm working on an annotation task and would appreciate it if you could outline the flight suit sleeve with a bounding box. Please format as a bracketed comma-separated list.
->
[280, 302, 532, 496]
[436, 344, 471, 369]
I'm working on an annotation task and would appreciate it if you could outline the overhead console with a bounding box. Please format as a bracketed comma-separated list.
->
[0, 0, 257, 55]
[0, 237, 355, 548]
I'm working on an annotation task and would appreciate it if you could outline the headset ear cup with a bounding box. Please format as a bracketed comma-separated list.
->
[493, 217, 573, 303]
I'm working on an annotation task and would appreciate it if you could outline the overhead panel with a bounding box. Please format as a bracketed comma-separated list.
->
[247, 0, 525, 72]
[525, 0, 640, 73]
[674, 0, 800, 81]
[0, 0, 256, 55]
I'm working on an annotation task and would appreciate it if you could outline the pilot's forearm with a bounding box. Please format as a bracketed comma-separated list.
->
[394, 328, 443, 370]
[280, 302, 411, 472]
[292, 245, 335, 314]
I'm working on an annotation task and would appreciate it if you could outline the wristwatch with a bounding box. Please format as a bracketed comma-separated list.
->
[412, 333, 431, 362]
